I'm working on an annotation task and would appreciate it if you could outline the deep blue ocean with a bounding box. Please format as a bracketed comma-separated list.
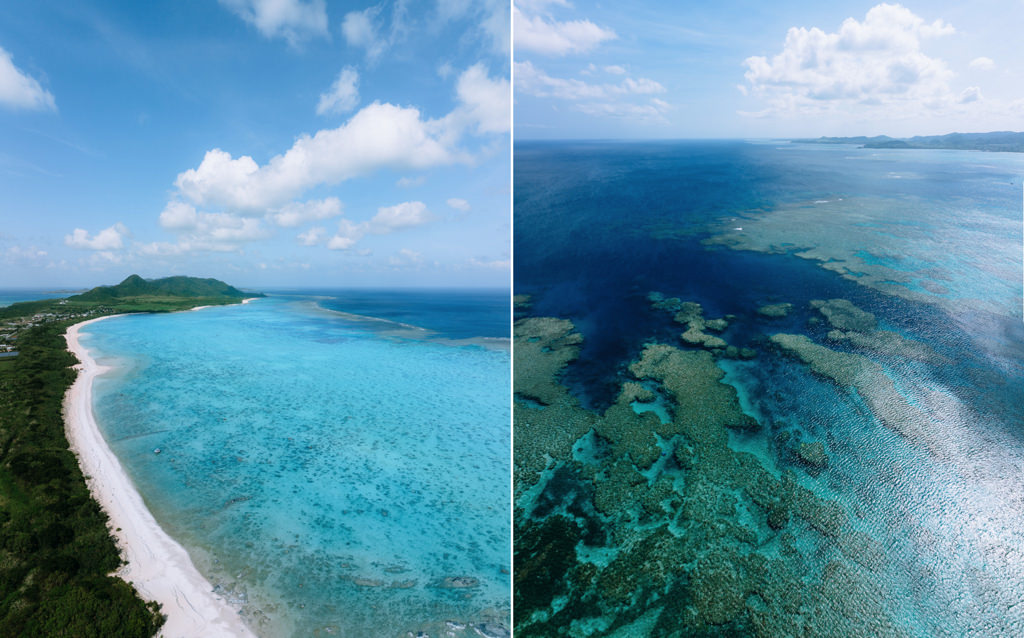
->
[514, 141, 1024, 636]
[271, 288, 510, 341]
[81, 291, 510, 638]
[0, 289, 77, 306]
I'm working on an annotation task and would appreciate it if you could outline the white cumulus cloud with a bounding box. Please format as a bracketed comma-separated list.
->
[743, 3, 958, 117]
[452, 63, 510, 134]
[298, 226, 326, 245]
[513, 4, 615, 56]
[174, 102, 464, 211]
[269, 197, 343, 227]
[327, 201, 431, 250]
[219, 0, 327, 46]
[368, 201, 430, 232]
[0, 46, 56, 111]
[170, 63, 507, 215]
[156, 201, 270, 252]
[317, 67, 360, 115]
[64, 223, 129, 250]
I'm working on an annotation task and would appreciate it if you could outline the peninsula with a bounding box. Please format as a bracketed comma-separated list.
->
[793, 131, 1024, 152]
[0, 275, 261, 637]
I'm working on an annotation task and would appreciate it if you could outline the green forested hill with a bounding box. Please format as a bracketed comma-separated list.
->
[70, 274, 257, 302]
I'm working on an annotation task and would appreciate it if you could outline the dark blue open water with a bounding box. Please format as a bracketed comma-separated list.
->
[268, 288, 509, 341]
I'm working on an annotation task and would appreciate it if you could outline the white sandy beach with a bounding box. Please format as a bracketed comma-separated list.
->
[64, 316, 257, 638]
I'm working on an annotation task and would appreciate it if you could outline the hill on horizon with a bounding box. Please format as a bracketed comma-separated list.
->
[794, 131, 1024, 152]
[70, 274, 259, 302]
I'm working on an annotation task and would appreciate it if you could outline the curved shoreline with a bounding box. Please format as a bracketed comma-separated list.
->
[63, 315, 256, 638]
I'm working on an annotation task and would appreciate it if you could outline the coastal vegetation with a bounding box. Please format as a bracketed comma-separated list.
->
[0, 320, 164, 636]
[0, 275, 255, 636]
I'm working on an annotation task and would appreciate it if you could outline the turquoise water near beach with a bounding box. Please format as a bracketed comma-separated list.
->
[80, 293, 510, 637]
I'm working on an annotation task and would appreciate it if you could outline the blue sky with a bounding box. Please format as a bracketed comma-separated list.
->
[514, 0, 1024, 140]
[0, 0, 509, 289]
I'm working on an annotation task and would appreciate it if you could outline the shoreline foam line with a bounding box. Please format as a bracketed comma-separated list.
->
[64, 316, 256, 638]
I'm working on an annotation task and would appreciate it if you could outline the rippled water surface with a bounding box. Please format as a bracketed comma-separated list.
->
[513, 141, 1024, 637]
[82, 293, 510, 637]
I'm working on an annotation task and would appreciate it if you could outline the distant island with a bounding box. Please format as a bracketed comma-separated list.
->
[2, 274, 262, 327]
[0, 275, 259, 637]
[793, 131, 1024, 153]
[71, 274, 255, 303]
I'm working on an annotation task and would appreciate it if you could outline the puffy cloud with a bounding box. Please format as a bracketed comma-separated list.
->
[604, 65, 627, 75]
[170, 62, 505, 214]
[64, 223, 129, 250]
[268, 197, 343, 227]
[156, 202, 269, 252]
[158, 201, 199, 230]
[368, 201, 430, 232]
[219, 0, 327, 46]
[192, 213, 267, 242]
[174, 102, 463, 211]
[0, 46, 56, 111]
[515, 61, 665, 100]
[297, 226, 326, 245]
[160, 63, 505, 254]
[452, 63, 510, 134]
[317, 67, 360, 115]
[447, 198, 470, 211]
[342, 5, 388, 60]
[969, 57, 994, 70]
[327, 201, 431, 250]
[513, 5, 615, 56]
[743, 4, 957, 116]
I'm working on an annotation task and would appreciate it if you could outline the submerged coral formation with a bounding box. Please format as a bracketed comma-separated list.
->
[514, 308, 909, 637]
[757, 302, 793, 318]
[811, 298, 946, 364]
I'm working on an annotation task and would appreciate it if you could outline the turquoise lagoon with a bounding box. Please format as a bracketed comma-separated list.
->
[79, 293, 510, 637]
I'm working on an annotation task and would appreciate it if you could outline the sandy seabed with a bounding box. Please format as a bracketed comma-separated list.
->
[64, 316, 256, 638]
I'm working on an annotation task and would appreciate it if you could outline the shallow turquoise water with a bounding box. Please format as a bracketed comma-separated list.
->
[81, 295, 510, 637]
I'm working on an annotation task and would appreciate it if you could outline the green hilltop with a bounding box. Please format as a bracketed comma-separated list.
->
[1, 275, 262, 322]
[71, 274, 257, 302]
